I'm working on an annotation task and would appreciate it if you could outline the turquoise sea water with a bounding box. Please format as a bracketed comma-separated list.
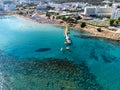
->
[0, 15, 120, 90]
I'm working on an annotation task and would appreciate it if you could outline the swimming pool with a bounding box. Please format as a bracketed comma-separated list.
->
[92, 17, 102, 21]
[0, 15, 120, 90]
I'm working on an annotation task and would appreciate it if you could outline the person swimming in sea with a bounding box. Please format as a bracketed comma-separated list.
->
[60, 48, 65, 53]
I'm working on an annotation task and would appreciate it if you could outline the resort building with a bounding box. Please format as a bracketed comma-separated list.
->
[111, 9, 120, 19]
[83, 6, 113, 17]
[48, 3, 64, 10]
[25, 0, 42, 4]
[111, 3, 120, 19]
[37, 3, 47, 10]
[17, 0, 26, 5]
[84, 7, 96, 16]
[96, 6, 113, 16]
[71, 2, 88, 9]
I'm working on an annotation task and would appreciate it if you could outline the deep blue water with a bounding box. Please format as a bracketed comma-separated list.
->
[0, 15, 120, 90]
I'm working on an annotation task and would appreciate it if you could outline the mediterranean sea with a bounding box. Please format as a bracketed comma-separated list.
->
[0, 15, 120, 90]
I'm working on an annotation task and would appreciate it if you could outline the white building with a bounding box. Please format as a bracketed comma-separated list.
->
[84, 7, 96, 16]
[84, 6, 113, 16]
[112, 3, 120, 8]
[111, 2, 120, 19]
[0, 0, 16, 11]
[48, 3, 64, 10]
[0, 0, 4, 11]
[37, 3, 47, 10]
[25, 0, 41, 4]
[96, 6, 113, 16]
[111, 9, 120, 19]
[72, 2, 88, 9]
[4, 4, 16, 11]
[18, 0, 26, 5]
[63, 2, 88, 9]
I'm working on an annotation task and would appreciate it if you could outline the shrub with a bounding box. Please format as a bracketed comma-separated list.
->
[66, 17, 74, 23]
[61, 16, 67, 21]
[18, 11, 24, 15]
[115, 20, 119, 25]
[97, 27, 102, 32]
[81, 22, 86, 28]
[75, 16, 82, 20]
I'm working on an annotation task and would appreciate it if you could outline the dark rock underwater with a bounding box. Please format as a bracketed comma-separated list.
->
[0, 51, 103, 90]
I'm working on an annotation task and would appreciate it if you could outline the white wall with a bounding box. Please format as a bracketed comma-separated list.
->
[96, 7, 113, 16]
[84, 7, 96, 16]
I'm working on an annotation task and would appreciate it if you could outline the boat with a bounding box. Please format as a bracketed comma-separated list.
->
[64, 34, 72, 45]
[65, 34, 70, 40]
[66, 38, 71, 44]
[64, 41, 67, 44]
[66, 46, 70, 50]
[65, 39, 71, 44]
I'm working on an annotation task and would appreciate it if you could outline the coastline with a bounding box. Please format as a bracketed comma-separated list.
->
[79, 25, 120, 41]
[12, 14, 50, 25]
[12, 14, 120, 41]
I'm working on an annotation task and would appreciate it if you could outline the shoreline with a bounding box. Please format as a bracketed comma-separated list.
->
[12, 14, 120, 41]
[80, 25, 120, 41]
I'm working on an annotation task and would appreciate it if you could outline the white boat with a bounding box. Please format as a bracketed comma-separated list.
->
[66, 39, 71, 44]
[65, 34, 69, 39]
[65, 35, 72, 44]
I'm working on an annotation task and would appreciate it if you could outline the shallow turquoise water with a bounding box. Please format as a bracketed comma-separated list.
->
[0, 15, 120, 90]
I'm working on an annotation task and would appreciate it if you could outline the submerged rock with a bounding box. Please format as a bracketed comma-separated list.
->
[90, 49, 99, 61]
[73, 35, 99, 39]
[0, 55, 103, 90]
[101, 54, 112, 63]
[35, 48, 51, 52]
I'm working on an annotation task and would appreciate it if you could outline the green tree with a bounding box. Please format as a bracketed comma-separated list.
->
[109, 19, 115, 26]
[115, 20, 119, 25]
[118, 17, 120, 22]
[75, 16, 82, 20]
[61, 16, 67, 21]
[66, 17, 74, 23]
